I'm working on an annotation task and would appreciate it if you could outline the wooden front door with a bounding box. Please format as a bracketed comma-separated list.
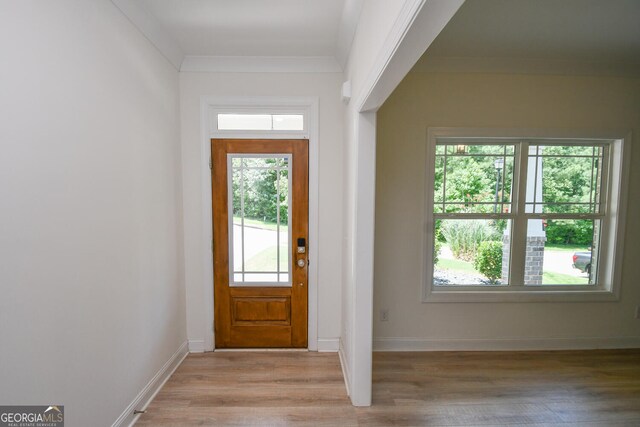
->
[212, 139, 308, 348]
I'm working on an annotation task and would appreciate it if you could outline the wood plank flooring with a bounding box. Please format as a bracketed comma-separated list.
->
[136, 351, 354, 426]
[136, 349, 640, 426]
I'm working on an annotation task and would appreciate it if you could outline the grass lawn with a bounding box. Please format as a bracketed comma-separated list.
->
[542, 271, 588, 285]
[233, 216, 288, 232]
[245, 245, 289, 271]
[544, 243, 589, 252]
[436, 257, 477, 275]
[437, 248, 588, 285]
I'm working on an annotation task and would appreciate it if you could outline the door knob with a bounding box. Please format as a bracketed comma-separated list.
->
[297, 259, 306, 268]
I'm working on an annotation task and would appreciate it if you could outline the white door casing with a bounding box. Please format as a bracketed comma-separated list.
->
[199, 96, 319, 351]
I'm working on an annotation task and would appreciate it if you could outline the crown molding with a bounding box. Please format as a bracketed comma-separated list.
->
[111, 0, 184, 70]
[112, 0, 346, 73]
[413, 56, 640, 77]
[180, 55, 342, 73]
[356, 0, 464, 112]
[335, 0, 365, 69]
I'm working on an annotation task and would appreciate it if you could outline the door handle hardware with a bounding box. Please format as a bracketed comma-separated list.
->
[297, 259, 306, 268]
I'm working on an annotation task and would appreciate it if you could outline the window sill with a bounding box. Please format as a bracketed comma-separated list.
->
[423, 287, 619, 303]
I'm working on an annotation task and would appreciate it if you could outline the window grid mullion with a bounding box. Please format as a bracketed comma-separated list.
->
[434, 213, 514, 220]
[508, 141, 529, 287]
[589, 146, 596, 214]
[501, 145, 507, 213]
[441, 149, 447, 213]
[240, 161, 245, 283]
[594, 144, 611, 286]
[532, 145, 540, 214]
[522, 213, 604, 220]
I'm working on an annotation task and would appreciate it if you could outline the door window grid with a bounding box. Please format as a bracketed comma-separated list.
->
[227, 154, 292, 286]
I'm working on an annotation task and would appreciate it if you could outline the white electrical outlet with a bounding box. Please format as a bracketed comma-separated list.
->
[381, 309, 389, 322]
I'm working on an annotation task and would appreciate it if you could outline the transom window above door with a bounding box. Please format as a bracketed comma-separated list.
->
[216, 113, 305, 132]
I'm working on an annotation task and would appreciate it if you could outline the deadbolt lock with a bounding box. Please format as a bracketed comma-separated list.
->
[297, 237, 306, 254]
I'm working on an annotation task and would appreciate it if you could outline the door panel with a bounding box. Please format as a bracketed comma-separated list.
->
[231, 297, 291, 325]
[212, 139, 308, 348]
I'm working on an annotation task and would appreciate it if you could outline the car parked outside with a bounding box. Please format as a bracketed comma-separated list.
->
[572, 251, 592, 274]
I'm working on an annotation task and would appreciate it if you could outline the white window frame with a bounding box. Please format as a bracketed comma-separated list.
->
[423, 128, 631, 303]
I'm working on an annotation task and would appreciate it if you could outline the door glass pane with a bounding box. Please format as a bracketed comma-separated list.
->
[228, 154, 292, 286]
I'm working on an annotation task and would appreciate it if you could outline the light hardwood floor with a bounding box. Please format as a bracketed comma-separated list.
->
[136, 349, 640, 426]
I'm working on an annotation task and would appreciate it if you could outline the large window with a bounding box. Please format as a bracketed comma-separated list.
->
[425, 131, 629, 301]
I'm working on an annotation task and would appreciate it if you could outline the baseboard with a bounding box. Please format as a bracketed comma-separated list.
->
[338, 338, 351, 396]
[188, 339, 205, 353]
[317, 338, 340, 352]
[112, 341, 189, 427]
[191, 338, 337, 352]
[373, 336, 640, 351]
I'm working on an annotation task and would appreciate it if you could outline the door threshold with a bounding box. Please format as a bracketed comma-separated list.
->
[214, 348, 309, 352]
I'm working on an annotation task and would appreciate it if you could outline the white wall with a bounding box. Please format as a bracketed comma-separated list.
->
[339, 1, 463, 403]
[374, 71, 640, 349]
[339, 0, 410, 405]
[343, 0, 408, 103]
[179, 72, 345, 350]
[0, 1, 186, 426]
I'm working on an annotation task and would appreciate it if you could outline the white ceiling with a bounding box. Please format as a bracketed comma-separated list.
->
[415, 0, 640, 74]
[137, 0, 347, 57]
